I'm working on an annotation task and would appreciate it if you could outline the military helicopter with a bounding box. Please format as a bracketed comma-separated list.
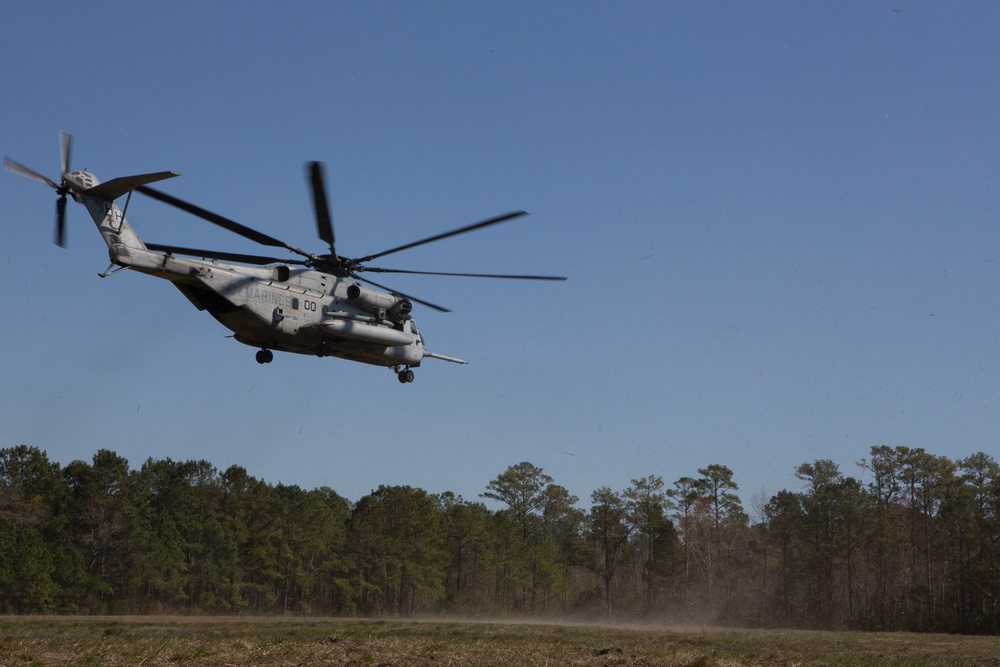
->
[6, 133, 566, 383]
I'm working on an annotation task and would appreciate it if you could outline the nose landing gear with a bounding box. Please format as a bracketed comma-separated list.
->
[397, 368, 415, 383]
[255, 349, 274, 364]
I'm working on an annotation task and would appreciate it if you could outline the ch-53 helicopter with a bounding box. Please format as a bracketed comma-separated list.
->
[6, 133, 566, 383]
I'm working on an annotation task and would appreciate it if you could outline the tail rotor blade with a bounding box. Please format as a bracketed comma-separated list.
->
[6, 133, 75, 248]
[60, 131, 72, 175]
[55, 196, 67, 247]
[4, 156, 59, 189]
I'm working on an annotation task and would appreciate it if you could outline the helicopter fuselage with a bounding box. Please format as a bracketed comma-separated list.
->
[81, 174, 451, 374]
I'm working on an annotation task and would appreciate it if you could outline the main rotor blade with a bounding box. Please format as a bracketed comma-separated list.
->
[307, 161, 335, 255]
[145, 243, 308, 266]
[355, 276, 451, 313]
[60, 131, 72, 175]
[4, 157, 59, 189]
[363, 266, 567, 281]
[354, 210, 529, 263]
[136, 185, 310, 258]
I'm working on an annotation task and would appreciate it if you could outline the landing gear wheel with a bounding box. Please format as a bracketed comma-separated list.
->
[397, 369, 415, 384]
[255, 349, 274, 364]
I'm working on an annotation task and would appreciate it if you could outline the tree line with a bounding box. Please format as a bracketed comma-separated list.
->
[0, 444, 997, 634]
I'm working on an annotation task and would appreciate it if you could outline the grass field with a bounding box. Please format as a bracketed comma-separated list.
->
[1, 616, 998, 666]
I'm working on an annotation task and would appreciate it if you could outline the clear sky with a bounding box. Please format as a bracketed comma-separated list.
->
[3, 2, 999, 511]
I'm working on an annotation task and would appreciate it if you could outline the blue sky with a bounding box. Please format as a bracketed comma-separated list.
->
[3, 2, 999, 511]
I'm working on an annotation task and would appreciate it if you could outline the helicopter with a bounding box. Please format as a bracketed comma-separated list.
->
[5, 133, 566, 383]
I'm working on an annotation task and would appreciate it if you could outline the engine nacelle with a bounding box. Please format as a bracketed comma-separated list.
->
[347, 283, 412, 317]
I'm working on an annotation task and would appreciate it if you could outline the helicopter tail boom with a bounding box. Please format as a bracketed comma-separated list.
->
[60, 169, 181, 275]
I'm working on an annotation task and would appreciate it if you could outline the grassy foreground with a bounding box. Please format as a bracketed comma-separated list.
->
[0, 616, 998, 666]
